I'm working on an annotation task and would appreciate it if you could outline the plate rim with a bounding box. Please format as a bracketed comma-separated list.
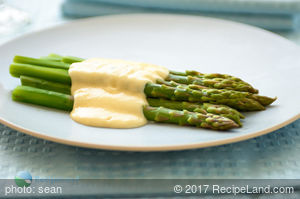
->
[1, 13, 299, 151]
[1, 114, 299, 151]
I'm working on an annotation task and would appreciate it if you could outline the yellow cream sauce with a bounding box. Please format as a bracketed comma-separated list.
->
[68, 58, 169, 128]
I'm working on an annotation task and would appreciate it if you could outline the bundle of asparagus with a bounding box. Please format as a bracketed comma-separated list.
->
[9, 54, 276, 130]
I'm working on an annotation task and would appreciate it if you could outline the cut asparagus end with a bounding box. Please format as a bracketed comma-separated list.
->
[10, 62, 71, 84]
[12, 85, 73, 111]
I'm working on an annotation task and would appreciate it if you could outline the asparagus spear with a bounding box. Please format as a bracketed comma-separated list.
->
[147, 98, 244, 126]
[10, 63, 71, 84]
[20, 76, 71, 94]
[170, 70, 252, 83]
[14, 55, 70, 69]
[144, 83, 266, 111]
[143, 106, 238, 130]
[185, 83, 276, 107]
[12, 86, 73, 111]
[148, 98, 207, 113]
[12, 86, 239, 130]
[166, 73, 258, 93]
[157, 80, 276, 109]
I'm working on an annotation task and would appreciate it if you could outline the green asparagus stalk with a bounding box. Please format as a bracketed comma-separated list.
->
[14, 55, 70, 70]
[12, 86, 238, 130]
[143, 106, 238, 130]
[186, 83, 276, 107]
[166, 73, 258, 93]
[10, 63, 71, 84]
[147, 98, 207, 114]
[147, 98, 244, 126]
[144, 83, 266, 111]
[157, 80, 276, 109]
[170, 70, 251, 83]
[20, 76, 71, 94]
[12, 86, 73, 111]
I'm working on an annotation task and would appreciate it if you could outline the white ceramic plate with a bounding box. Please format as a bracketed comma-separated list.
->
[0, 14, 299, 151]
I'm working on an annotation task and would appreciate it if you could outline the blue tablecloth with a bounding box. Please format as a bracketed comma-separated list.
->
[62, 0, 300, 30]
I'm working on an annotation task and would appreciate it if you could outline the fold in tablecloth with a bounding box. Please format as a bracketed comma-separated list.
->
[62, 0, 300, 30]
